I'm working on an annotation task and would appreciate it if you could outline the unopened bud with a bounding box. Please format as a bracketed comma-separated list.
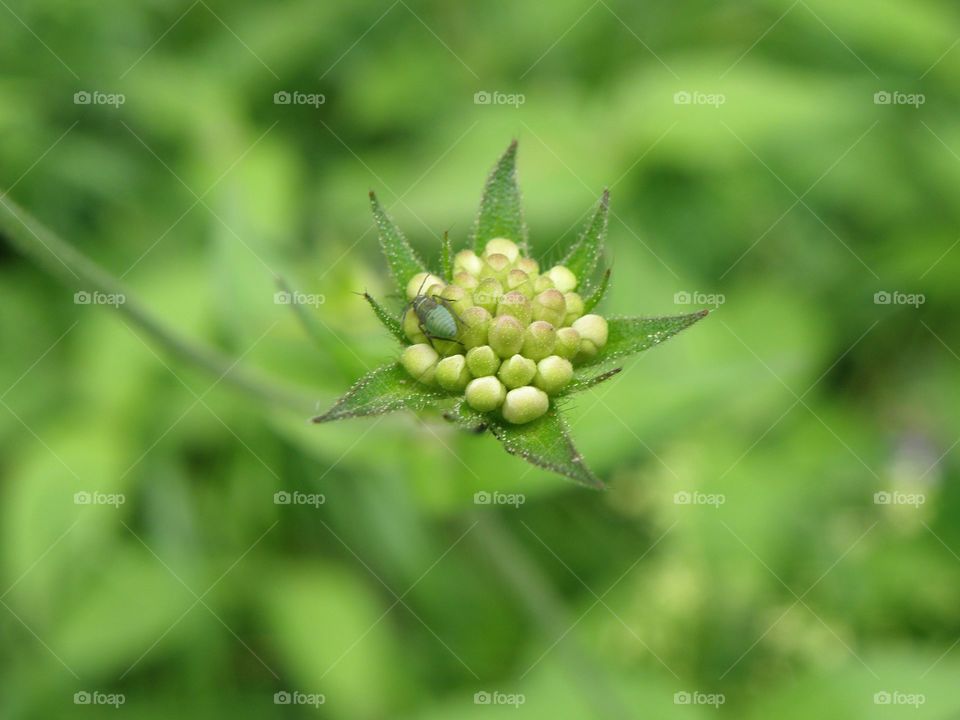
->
[436, 354, 471, 391]
[546, 265, 578, 293]
[497, 354, 537, 389]
[534, 355, 573, 394]
[531, 289, 566, 327]
[406, 272, 444, 300]
[572, 314, 608, 360]
[502, 386, 550, 424]
[459, 306, 492, 349]
[481, 253, 512, 282]
[516, 257, 539, 277]
[454, 249, 484, 277]
[488, 315, 525, 358]
[563, 292, 584, 326]
[554, 327, 581, 359]
[484, 238, 520, 263]
[438, 284, 473, 316]
[522, 320, 557, 361]
[532, 275, 555, 294]
[472, 278, 503, 314]
[465, 376, 507, 412]
[496, 291, 532, 326]
[400, 343, 439, 385]
[466, 345, 500, 377]
[505, 269, 533, 298]
[453, 271, 479, 292]
[403, 307, 427, 344]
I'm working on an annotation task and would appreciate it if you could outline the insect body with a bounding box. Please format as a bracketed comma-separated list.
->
[407, 273, 464, 349]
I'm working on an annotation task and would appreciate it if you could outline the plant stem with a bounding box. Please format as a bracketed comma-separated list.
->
[0, 194, 314, 414]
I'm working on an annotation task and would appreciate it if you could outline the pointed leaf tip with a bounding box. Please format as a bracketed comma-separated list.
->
[578, 310, 709, 371]
[370, 191, 427, 294]
[312, 362, 446, 423]
[562, 190, 610, 283]
[471, 141, 528, 254]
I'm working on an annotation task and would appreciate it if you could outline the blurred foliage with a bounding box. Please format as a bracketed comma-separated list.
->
[2, 0, 960, 717]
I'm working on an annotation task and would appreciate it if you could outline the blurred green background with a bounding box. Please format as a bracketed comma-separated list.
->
[2, 0, 959, 717]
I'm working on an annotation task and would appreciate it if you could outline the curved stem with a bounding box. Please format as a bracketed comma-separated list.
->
[0, 194, 314, 414]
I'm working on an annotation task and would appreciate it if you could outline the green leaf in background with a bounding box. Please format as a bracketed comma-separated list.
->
[487, 408, 603, 488]
[582, 268, 611, 313]
[361, 291, 406, 344]
[577, 310, 709, 372]
[471, 140, 528, 254]
[561, 188, 609, 282]
[370, 191, 427, 294]
[312, 362, 447, 423]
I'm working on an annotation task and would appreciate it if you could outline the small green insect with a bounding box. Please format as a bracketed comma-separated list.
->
[407, 274, 464, 350]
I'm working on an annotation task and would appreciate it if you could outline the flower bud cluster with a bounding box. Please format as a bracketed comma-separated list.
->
[400, 238, 608, 424]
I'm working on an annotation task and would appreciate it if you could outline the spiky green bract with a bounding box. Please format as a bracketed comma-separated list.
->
[583, 269, 611, 313]
[312, 363, 446, 423]
[561, 189, 609, 283]
[362, 292, 406, 343]
[574, 311, 709, 373]
[370, 191, 427, 294]
[471, 141, 527, 254]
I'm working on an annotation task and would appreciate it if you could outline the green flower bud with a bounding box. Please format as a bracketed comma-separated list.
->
[534, 355, 573, 394]
[439, 284, 473, 316]
[563, 292, 584, 326]
[522, 320, 557, 361]
[496, 291, 532, 326]
[454, 249, 484, 277]
[436, 354, 471, 391]
[554, 327, 581, 359]
[572, 313, 608, 349]
[466, 345, 500, 377]
[403, 307, 427, 344]
[505, 269, 534, 298]
[426, 282, 445, 299]
[516, 257, 539, 277]
[502, 386, 550, 424]
[484, 238, 520, 263]
[531, 289, 566, 327]
[481, 253, 512, 282]
[453, 271, 479, 291]
[473, 278, 503, 314]
[401, 343, 439, 385]
[532, 275, 555, 294]
[547, 265, 578, 293]
[488, 315, 525, 358]
[459, 306, 492, 349]
[497, 354, 537, 389]
[406, 272, 444, 300]
[465, 376, 506, 412]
